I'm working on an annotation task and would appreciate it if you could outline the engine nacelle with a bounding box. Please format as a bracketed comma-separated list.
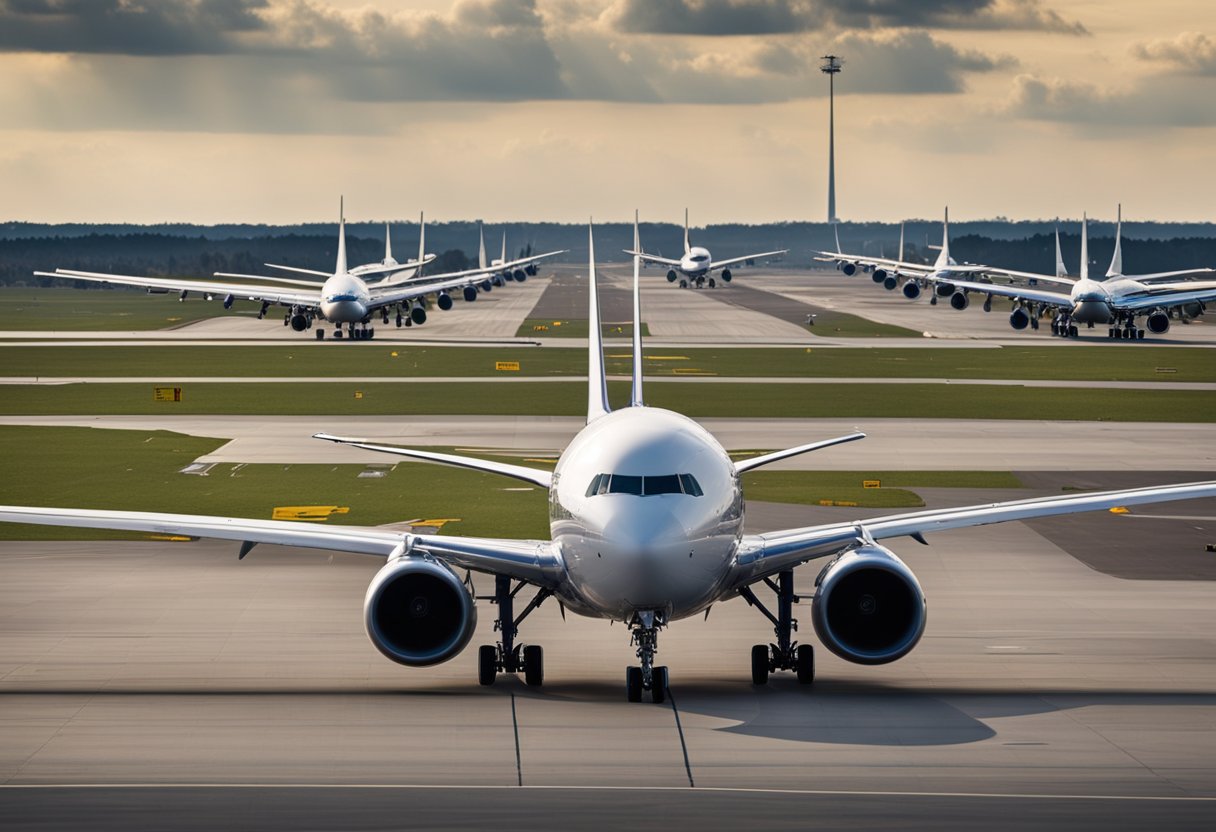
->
[436, 292, 453, 311]
[525, 264, 538, 276]
[1182, 301, 1205, 318]
[492, 275, 504, 287]
[949, 291, 969, 311]
[721, 269, 732, 282]
[882, 276, 898, 291]
[811, 545, 926, 665]
[936, 283, 955, 297]
[872, 268, 887, 283]
[410, 304, 427, 325]
[289, 313, 309, 332]
[223, 294, 235, 310]
[841, 262, 857, 276]
[1146, 310, 1170, 334]
[1009, 308, 1030, 330]
[480, 280, 493, 292]
[364, 557, 477, 666]
[667, 269, 679, 282]
[513, 269, 527, 282]
[902, 281, 921, 300]
[463, 285, 478, 303]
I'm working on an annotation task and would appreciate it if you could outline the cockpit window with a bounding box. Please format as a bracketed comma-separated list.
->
[690, 254, 709, 262]
[586, 473, 703, 497]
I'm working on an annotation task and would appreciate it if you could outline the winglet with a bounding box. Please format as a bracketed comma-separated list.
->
[630, 210, 644, 408]
[683, 208, 691, 255]
[1106, 203, 1123, 278]
[336, 196, 348, 275]
[1080, 213, 1089, 281]
[587, 220, 611, 422]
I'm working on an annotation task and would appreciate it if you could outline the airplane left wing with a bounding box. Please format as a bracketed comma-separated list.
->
[313, 434, 553, 488]
[0, 505, 564, 587]
[38, 269, 322, 308]
[625, 250, 682, 267]
[374, 250, 566, 289]
[926, 276, 1072, 308]
[1133, 268, 1216, 283]
[709, 250, 789, 271]
[729, 479, 1216, 589]
[1114, 285, 1216, 313]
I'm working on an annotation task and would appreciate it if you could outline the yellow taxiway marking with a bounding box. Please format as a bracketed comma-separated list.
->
[272, 506, 351, 522]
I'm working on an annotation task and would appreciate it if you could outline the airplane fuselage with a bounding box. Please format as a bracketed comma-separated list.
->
[548, 407, 741, 621]
[320, 272, 372, 324]
[679, 247, 713, 277]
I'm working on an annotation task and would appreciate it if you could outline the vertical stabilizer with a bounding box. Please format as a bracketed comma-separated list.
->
[630, 211, 644, 408]
[833, 223, 842, 254]
[1054, 226, 1067, 277]
[586, 222, 611, 423]
[384, 223, 393, 264]
[417, 212, 426, 275]
[501, 231, 507, 267]
[933, 207, 951, 270]
[898, 222, 905, 261]
[1080, 214, 1089, 281]
[335, 197, 348, 275]
[478, 224, 487, 271]
[1106, 203, 1123, 278]
[683, 208, 691, 255]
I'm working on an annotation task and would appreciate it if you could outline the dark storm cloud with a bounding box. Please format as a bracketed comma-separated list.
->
[605, 0, 1086, 37]
[1006, 73, 1216, 130]
[0, 0, 268, 55]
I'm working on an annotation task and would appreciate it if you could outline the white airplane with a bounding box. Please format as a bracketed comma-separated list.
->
[477, 223, 548, 286]
[814, 208, 994, 305]
[917, 209, 1216, 339]
[5, 218, 1215, 702]
[262, 213, 435, 283]
[627, 209, 788, 288]
[36, 202, 564, 341]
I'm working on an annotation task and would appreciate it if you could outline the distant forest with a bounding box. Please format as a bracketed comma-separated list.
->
[3, 219, 1215, 285]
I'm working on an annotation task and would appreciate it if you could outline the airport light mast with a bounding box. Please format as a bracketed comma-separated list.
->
[821, 54, 844, 224]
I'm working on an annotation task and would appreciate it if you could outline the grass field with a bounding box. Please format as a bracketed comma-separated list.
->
[0, 426, 1033, 539]
[0, 380, 1211, 421]
[1, 286, 252, 330]
[798, 310, 920, 338]
[5, 344, 1213, 383]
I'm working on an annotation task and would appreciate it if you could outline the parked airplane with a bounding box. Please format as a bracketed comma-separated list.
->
[919, 211, 1216, 339]
[628, 209, 787, 288]
[36, 203, 563, 340]
[6, 218, 1215, 701]
[478, 223, 548, 285]
[261, 213, 434, 283]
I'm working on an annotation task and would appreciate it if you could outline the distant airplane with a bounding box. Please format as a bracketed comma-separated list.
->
[627, 209, 787, 288]
[7, 216, 1216, 702]
[37, 201, 564, 340]
[909, 210, 1216, 339]
[261, 212, 435, 283]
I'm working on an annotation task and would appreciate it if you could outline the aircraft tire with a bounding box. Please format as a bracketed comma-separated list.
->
[626, 666, 643, 702]
[478, 645, 497, 686]
[751, 645, 769, 685]
[315, 330, 325, 341]
[523, 645, 544, 687]
[651, 666, 668, 704]
[796, 644, 815, 685]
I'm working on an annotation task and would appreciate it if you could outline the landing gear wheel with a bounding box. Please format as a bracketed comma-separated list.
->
[796, 644, 815, 685]
[679, 279, 688, 289]
[523, 644, 544, 687]
[333, 329, 343, 339]
[478, 645, 497, 686]
[626, 666, 643, 702]
[315, 329, 325, 340]
[651, 666, 669, 704]
[751, 644, 770, 685]
[708, 278, 716, 289]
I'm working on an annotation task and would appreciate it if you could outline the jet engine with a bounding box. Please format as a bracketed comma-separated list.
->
[721, 269, 732, 282]
[364, 558, 477, 666]
[841, 263, 857, 276]
[526, 264, 539, 276]
[513, 269, 527, 282]
[436, 292, 453, 311]
[883, 276, 898, 291]
[1009, 308, 1030, 330]
[811, 545, 926, 665]
[950, 291, 969, 311]
[902, 281, 921, 300]
[936, 283, 956, 297]
[1146, 310, 1170, 334]
[492, 275, 504, 287]
[410, 303, 427, 325]
[872, 268, 887, 284]
[289, 313, 309, 332]
[480, 280, 493, 292]
[666, 269, 679, 282]
[1182, 301, 1205, 318]
[463, 286, 478, 302]
[223, 294, 235, 310]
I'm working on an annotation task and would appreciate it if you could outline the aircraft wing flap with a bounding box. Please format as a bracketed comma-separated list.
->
[730, 479, 1216, 588]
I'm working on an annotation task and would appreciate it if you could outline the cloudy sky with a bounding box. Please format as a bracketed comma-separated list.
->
[1, 0, 1213, 224]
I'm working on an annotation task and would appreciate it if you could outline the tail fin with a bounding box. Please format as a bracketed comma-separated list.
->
[500, 230, 507, 267]
[933, 206, 950, 270]
[384, 222, 393, 264]
[1054, 225, 1067, 277]
[1106, 203, 1123, 278]
[478, 223, 487, 271]
[417, 211, 426, 275]
[898, 222, 905, 261]
[335, 196, 348, 275]
[1080, 214, 1089, 281]
[833, 222, 842, 254]
[683, 208, 691, 255]
[630, 210, 644, 408]
[587, 221, 610, 422]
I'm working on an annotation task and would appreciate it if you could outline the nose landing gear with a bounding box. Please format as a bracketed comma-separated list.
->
[740, 569, 814, 686]
[626, 610, 668, 703]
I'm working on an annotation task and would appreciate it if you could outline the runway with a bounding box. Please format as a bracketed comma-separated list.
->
[2, 499, 1216, 828]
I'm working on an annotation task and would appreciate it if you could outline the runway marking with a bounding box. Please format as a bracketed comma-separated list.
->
[1, 784, 1214, 802]
[666, 686, 695, 788]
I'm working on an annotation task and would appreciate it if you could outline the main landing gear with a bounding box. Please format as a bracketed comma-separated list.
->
[477, 575, 550, 687]
[739, 570, 814, 686]
[626, 610, 669, 703]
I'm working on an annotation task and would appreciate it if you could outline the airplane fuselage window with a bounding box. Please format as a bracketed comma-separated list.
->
[587, 473, 702, 497]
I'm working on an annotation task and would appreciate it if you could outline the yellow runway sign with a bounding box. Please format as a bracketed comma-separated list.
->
[153, 387, 182, 402]
[272, 506, 350, 522]
[496, 361, 521, 372]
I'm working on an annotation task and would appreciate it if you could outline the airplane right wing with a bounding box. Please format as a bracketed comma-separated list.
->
[624, 250, 682, 267]
[979, 267, 1077, 287]
[926, 276, 1073, 308]
[37, 269, 321, 308]
[374, 250, 566, 289]
[313, 434, 553, 488]
[709, 250, 789, 271]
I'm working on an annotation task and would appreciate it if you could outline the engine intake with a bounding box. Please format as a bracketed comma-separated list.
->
[902, 281, 921, 300]
[841, 262, 857, 276]
[950, 291, 969, 311]
[436, 292, 453, 311]
[667, 269, 679, 282]
[364, 558, 477, 666]
[811, 545, 926, 665]
[1146, 310, 1170, 334]
[1009, 308, 1030, 330]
